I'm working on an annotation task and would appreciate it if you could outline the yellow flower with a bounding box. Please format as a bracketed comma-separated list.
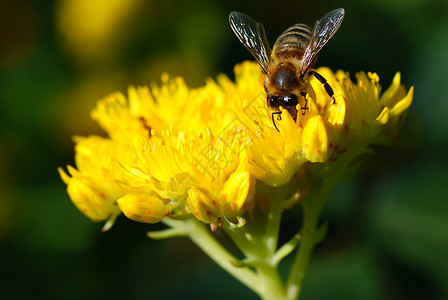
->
[60, 61, 413, 228]
[58, 136, 124, 221]
[311, 68, 413, 144]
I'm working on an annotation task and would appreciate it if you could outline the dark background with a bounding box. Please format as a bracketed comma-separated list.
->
[1, 0, 448, 299]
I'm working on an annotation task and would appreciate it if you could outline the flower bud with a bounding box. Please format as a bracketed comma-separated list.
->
[301, 115, 335, 163]
[186, 188, 220, 225]
[59, 167, 117, 221]
[325, 95, 350, 145]
[220, 169, 255, 218]
[117, 193, 167, 223]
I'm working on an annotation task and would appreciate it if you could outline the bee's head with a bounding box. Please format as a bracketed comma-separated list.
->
[271, 63, 298, 93]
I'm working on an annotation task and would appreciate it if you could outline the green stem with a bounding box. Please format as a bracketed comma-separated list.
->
[285, 179, 334, 300]
[284, 148, 363, 299]
[180, 218, 261, 294]
[264, 201, 284, 257]
[256, 195, 287, 300]
[224, 222, 287, 300]
[222, 183, 288, 300]
[272, 232, 301, 267]
[256, 263, 287, 300]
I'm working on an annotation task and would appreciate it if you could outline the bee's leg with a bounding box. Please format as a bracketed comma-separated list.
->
[271, 112, 282, 132]
[300, 92, 309, 115]
[309, 71, 336, 104]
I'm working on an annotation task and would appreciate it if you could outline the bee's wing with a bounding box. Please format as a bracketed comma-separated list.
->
[229, 12, 271, 73]
[300, 8, 345, 73]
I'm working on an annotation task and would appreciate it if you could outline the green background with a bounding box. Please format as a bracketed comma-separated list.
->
[1, 0, 447, 299]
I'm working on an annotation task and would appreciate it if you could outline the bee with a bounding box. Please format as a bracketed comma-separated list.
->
[229, 8, 345, 131]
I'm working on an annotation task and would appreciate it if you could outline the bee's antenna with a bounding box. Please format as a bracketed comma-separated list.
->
[271, 112, 282, 132]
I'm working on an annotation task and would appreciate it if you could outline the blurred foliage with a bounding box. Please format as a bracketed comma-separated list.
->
[0, 0, 447, 299]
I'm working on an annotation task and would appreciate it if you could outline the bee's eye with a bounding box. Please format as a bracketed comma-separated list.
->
[268, 94, 298, 108]
[268, 95, 281, 108]
[282, 94, 298, 106]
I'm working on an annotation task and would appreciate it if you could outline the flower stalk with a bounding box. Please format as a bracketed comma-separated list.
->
[161, 217, 261, 294]
[286, 179, 333, 299]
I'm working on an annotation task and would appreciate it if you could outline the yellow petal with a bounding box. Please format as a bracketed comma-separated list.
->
[389, 86, 414, 117]
[376, 107, 389, 125]
[325, 95, 349, 127]
[220, 168, 255, 218]
[67, 176, 115, 221]
[58, 167, 71, 185]
[324, 95, 350, 145]
[117, 194, 167, 224]
[301, 115, 334, 163]
[380, 72, 401, 106]
[186, 188, 220, 224]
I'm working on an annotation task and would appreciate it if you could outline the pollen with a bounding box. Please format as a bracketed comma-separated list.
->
[368, 72, 380, 83]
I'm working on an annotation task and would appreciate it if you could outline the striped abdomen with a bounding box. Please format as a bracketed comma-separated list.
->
[273, 24, 312, 59]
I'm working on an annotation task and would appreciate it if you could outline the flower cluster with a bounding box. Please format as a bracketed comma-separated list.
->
[59, 61, 413, 230]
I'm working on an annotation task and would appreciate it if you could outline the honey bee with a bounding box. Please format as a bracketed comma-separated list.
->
[229, 8, 345, 131]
